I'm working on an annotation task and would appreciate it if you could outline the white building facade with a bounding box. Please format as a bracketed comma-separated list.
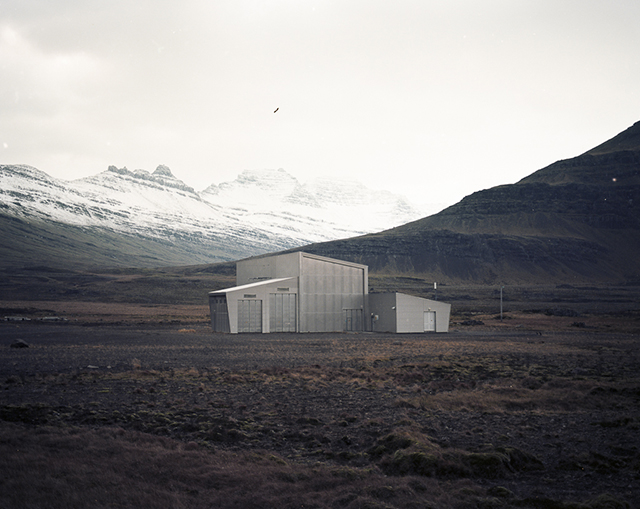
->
[368, 292, 451, 333]
[209, 252, 450, 334]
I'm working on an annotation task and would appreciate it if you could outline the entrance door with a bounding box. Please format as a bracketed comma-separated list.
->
[238, 300, 262, 333]
[424, 311, 436, 332]
[344, 309, 363, 331]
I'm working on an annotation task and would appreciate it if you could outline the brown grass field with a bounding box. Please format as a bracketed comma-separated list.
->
[1, 298, 639, 508]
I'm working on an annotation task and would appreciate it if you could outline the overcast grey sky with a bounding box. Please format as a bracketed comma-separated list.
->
[2, 0, 639, 208]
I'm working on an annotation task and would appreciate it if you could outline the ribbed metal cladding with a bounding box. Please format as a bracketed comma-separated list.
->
[237, 299, 262, 333]
[269, 293, 297, 332]
[344, 308, 363, 331]
[300, 256, 365, 332]
[209, 295, 230, 333]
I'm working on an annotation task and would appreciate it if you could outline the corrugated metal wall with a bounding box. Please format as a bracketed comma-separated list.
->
[209, 295, 230, 332]
[237, 299, 262, 333]
[269, 293, 297, 332]
[300, 256, 365, 332]
[344, 308, 363, 331]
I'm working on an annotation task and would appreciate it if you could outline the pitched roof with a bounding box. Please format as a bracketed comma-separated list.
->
[209, 277, 297, 295]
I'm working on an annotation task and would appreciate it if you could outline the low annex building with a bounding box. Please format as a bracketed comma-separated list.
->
[369, 292, 451, 333]
[208, 252, 451, 334]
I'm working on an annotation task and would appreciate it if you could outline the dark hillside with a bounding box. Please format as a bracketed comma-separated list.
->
[0, 213, 233, 270]
[293, 121, 640, 283]
[583, 119, 640, 155]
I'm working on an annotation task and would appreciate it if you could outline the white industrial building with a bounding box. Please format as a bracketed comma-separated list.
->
[208, 252, 450, 334]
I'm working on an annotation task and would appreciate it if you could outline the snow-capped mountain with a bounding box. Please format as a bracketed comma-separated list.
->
[0, 164, 426, 267]
[201, 168, 422, 234]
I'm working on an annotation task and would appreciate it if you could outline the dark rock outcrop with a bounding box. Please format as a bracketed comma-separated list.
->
[293, 121, 640, 284]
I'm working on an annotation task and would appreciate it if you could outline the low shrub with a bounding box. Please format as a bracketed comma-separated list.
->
[378, 440, 543, 481]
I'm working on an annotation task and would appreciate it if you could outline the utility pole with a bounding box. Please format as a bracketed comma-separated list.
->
[434, 282, 437, 301]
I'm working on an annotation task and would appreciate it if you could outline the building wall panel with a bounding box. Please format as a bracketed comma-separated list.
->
[237, 252, 301, 286]
[369, 293, 397, 332]
[299, 255, 366, 332]
[209, 295, 230, 332]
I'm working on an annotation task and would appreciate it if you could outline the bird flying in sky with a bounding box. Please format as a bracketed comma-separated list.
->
[273, 107, 279, 113]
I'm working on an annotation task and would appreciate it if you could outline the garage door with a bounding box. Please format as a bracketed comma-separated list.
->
[238, 299, 262, 333]
[269, 293, 297, 332]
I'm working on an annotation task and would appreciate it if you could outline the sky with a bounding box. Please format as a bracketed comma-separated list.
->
[1, 0, 639, 211]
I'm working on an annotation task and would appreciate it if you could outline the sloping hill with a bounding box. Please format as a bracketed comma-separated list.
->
[0, 213, 246, 270]
[294, 121, 640, 284]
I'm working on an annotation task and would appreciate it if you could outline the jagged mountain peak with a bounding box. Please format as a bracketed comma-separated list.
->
[153, 164, 175, 178]
[202, 168, 299, 197]
[200, 168, 423, 228]
[228, 168, 298, 189]
[1, 164, 60, 185]
[97, 165, 196, 194]
[305, 177, 403, 206]
[238, 167, 291, 180]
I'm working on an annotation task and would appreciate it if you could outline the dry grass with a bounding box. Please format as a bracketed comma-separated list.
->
[1, 317, 638, 508]
[1, 300, 210, 324]
[393, 376, 635, 414]
[1, 421, 633, 509]
[0, 423, 487, 509]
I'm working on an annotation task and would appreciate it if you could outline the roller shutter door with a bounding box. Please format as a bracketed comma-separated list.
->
[269, 293, 297, 332]
[238, 300, 262, 333]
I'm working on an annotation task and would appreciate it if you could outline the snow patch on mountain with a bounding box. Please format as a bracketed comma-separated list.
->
[0, 164, 428, 262]
[201, 168, 422, 233]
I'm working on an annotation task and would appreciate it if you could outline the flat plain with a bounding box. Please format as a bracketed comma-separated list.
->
[1, 298, 639, 508]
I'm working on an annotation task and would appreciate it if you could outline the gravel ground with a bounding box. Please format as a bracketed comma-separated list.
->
[1, 321, 639, 506]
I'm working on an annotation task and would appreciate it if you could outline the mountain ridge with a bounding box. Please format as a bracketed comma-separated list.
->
[0, 165, 425, 270]
[285, 121, 640, 284]
[3, 121, 639, 284]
